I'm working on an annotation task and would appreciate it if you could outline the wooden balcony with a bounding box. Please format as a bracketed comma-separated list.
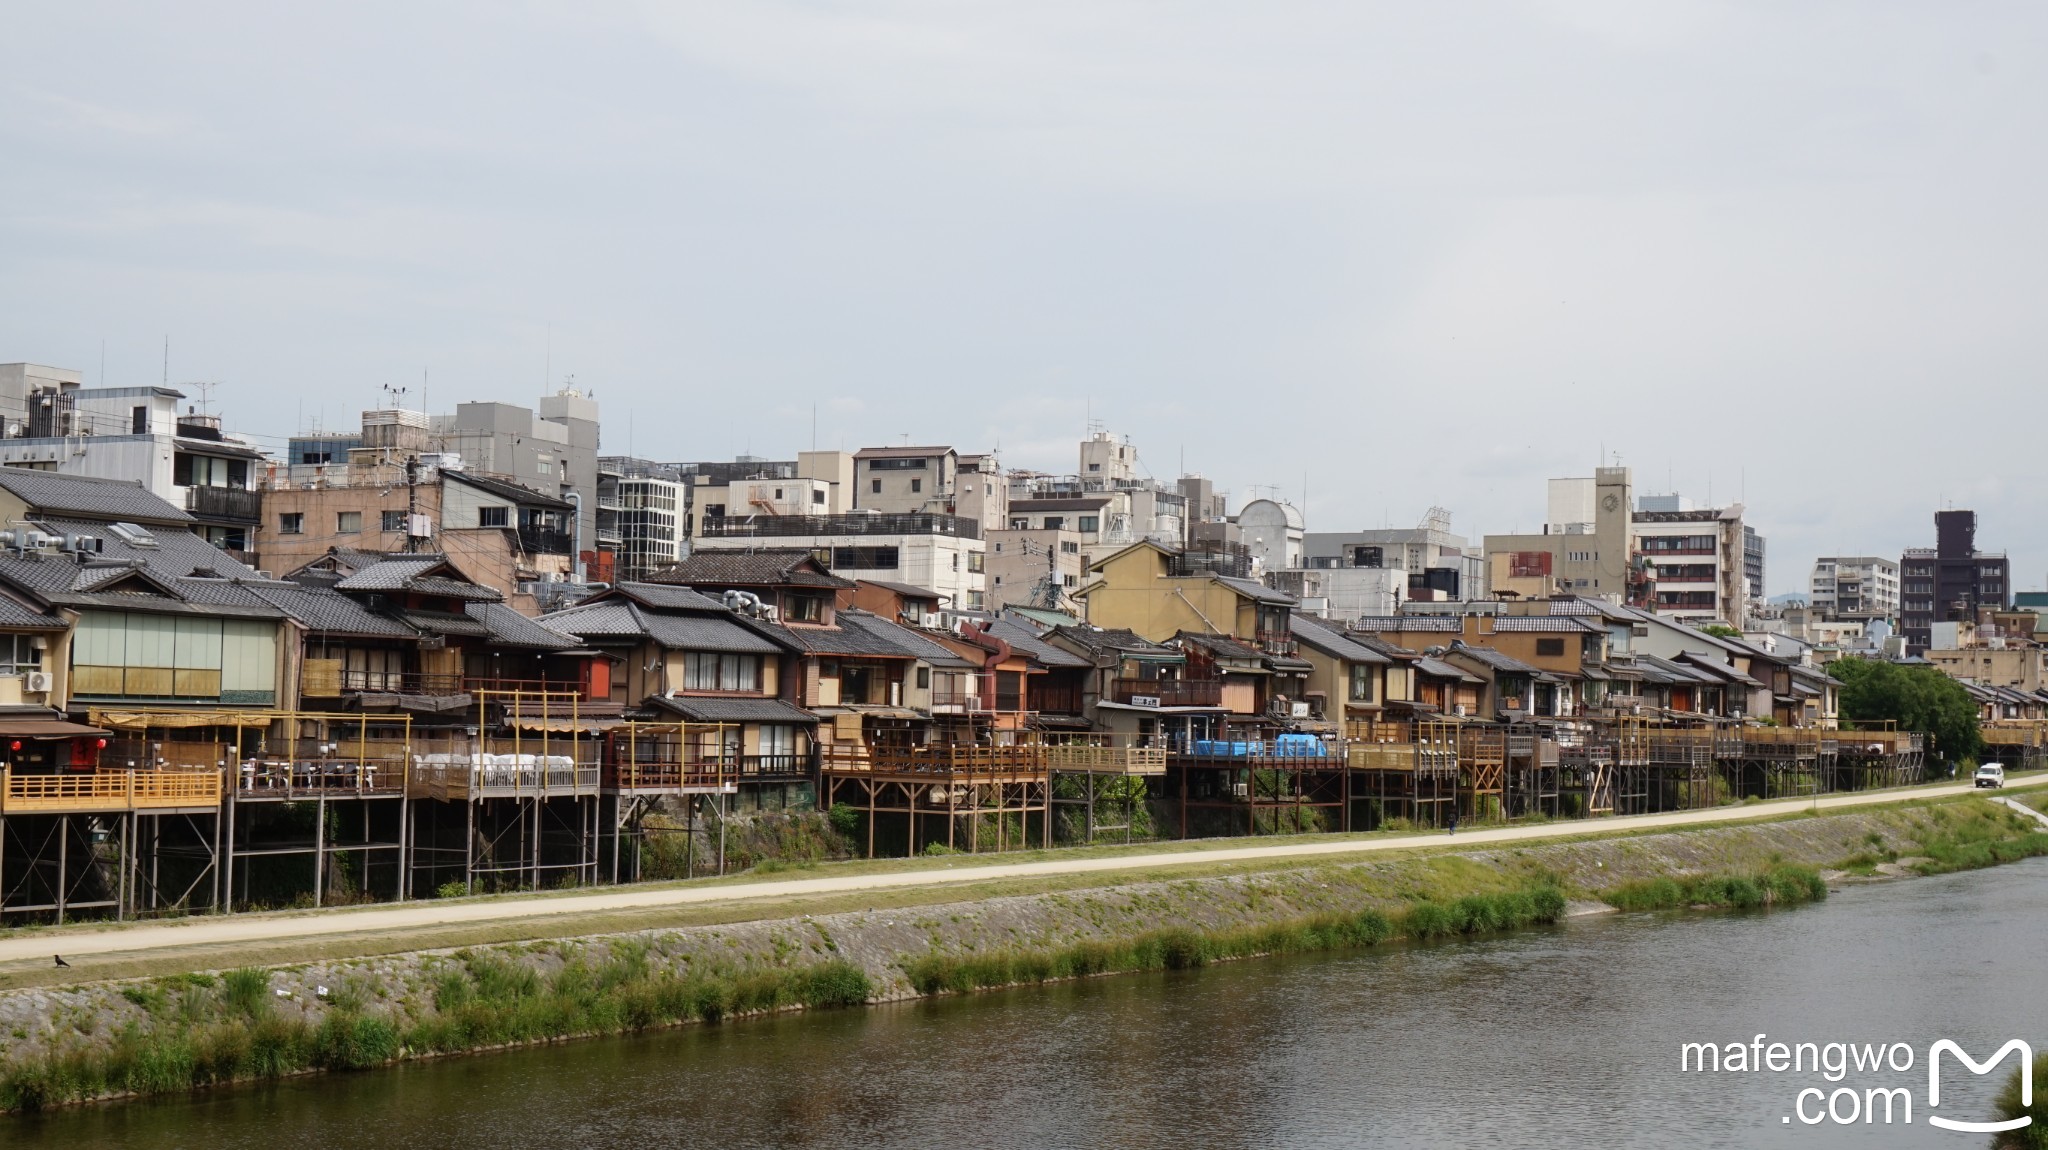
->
[406, 753, 602, 801]
[2, 768, 222, 814]
[1041, 745, 1167, 775]
[820, 744, 1049, 780]
[1111, 678, 1222, 707]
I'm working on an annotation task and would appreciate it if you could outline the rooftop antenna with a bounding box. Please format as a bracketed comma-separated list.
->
[190, 379, 218, 417]
[811, 403, 817, 452]
[99, 339, 106, 385]
[162, 335, 169, 387]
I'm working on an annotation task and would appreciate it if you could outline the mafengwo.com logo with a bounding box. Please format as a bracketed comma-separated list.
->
[1679, 1035, 2033, 1131]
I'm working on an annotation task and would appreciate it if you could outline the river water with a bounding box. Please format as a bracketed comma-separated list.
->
[17, 858, 2048, 1149]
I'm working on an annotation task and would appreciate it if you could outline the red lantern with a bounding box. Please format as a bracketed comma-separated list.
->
[8, 741, 20, 752]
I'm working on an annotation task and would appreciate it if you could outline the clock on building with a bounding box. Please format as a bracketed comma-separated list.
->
[1601, 493, 1620, 512]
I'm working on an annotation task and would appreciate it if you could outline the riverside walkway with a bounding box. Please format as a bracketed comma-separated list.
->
[3, 774, 2041, 967]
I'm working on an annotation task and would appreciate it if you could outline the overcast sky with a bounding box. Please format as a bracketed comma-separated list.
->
[3, 3, 2044, 595]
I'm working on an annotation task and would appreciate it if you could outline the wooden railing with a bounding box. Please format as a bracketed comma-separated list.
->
[2, 768, 222, 813]
[1041, 745, 1167, 774]
[1111, 678, 1223, 707]
[820, 745, 1050, 776]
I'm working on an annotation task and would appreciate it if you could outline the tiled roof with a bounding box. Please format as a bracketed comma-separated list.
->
[1414, 656, 1482, 683]
[1487, 617, 1602, 633]
[838, 612, 977, 667]
[469, 602, 581, 650]
[642, 613, 785, 654]
[1044, 625, 1182, 661]
[644, 550, 853, 590]
[1347, 633, 1420, 662]
[1446, 644, 1544, 676]
[761, 610, 973, 665]
[857, 579, 944, 601]
[1288, 615, 1392, 665]
[0, 593, 67, 630]
[397, 609, 492, 638]
[540, 598, 784, 654]
[333, 556, 445, 591]
[444, 469, 573, 511]
[1176, 631, 1264, 661]
[1352, 616, 1463, 633]
[615, 583, 730, 612]
[644, 695, 818, 724]
[0, 468, 193, 523]
[242, 580, 417, 637]
[1214, 575, 1296, 605]
[984, 619, 1091, 668]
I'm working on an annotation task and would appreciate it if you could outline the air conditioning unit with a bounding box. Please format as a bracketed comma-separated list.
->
[921, 614, 943, 628]
[1231, 782, 1249, 798]
[23, 671, 51, 693]
[1290, 702, 1310, 718]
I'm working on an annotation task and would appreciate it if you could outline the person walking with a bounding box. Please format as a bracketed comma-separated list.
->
[1447, 807, 1459, 836]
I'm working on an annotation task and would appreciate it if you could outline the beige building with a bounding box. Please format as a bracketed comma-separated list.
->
[1483, 467, 1634, 601]
[1927, 645, 2048, 695]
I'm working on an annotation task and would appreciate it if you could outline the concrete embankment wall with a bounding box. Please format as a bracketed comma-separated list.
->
[1, 798, 2039, 1112]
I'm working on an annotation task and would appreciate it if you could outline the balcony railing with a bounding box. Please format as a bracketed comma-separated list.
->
[1111, 678, 1223, 707]
[518, 525, 575, 555]
[185, 485, 264, 522]
[698, 512, 980, 540]
[2, 768, 222, 814]
[1256, 631, 1298, 657]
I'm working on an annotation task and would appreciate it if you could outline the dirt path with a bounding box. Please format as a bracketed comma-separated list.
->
[5, 775, 2040, 966]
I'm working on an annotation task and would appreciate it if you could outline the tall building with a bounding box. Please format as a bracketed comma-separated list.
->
[1630, 498, 1751, 626]
[433, 388, 601, 564]
[1808, 556, 1900, 622]
[1483, 467, 1633, 601]
[594, 456, 683, 583]
[1303, 507, 1484, 605]
[1900, 509, 2009, 653]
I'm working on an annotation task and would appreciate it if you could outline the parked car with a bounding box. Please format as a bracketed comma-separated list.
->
[1974, 762, 2006, 789]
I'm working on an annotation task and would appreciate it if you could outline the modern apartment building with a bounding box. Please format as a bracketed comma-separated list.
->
[692, 511, 986, 609]
[0, 364, 267, 556]
[1631, 499, 1751, 626]
[1308, 507, 1485, 602]
[1808, 556, 1900, 622]
[1900, 509, 2010, 653]
[1483, 467, 1633, 601]
[594, 456, 683, 583]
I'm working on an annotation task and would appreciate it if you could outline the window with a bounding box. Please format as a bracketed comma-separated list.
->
[538, 459, 553, 476]
[684, 652, 759, 692]
[759, 724, 795, 758]
[968, 551, 984, 573]
[1535, 638, 1565, 657]
[993, 543, 1003, 553]
[336, 511, 362, 534]
[381, 510, 408, 531]
[916, 666, 931, 689]
[704, 504, 726, 518]
[812, 489, 826, 505]
[871, 479, 882, 494]
[1350, 664, 1374, 702]
[773, 488, 784, 500]
[786, 595, 823, 623]
[478, 506, 509, 528]
[1010, 518, 1029, 530]
[952, 553, 959, 571]
[867, 457, 927, 470]
[278, 512, 304, 535]
[910, 478, 922, 493]
[830, 546, 900, 570]
[174, 453, 240, 488]
[0, 634, 39, 675]
[1042, 516, 1064, 530]
[1088, 463, 1101, 471]
[1061, 541, 1079, 554]
[1064, 574, 1078, 587]
[131, 406, 148, 434]
[1078, 516, 1099, 533]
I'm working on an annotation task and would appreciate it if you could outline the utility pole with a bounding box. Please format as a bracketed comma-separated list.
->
[404, 455, 422, 553]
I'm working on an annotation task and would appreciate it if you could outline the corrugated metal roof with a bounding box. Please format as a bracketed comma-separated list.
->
[1487, 617, 1602, 633]
[444, 469, 574, 511]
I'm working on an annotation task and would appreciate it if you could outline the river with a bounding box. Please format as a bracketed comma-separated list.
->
[17, 858, 2048, 1149]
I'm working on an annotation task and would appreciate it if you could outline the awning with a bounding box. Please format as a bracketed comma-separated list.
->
[1097, 701, 1227, 714]
[0, 719, 110, 739]
[90, 710, 273, 730]
[506, 716, 625, 733]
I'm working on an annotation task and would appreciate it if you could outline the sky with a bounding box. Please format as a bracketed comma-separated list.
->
[2, 2, 2044, 596]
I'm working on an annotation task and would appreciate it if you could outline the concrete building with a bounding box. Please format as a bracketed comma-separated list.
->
[594, 456, 683, 583]
[1304, 508, 1484, 602]
[1483, 468, 1634, 602]
[1901, 510, 2010, 654]
[0, 364, 266, 556]
[1926, 645, 2048, 696]
[1266, 566, 1406, 622]
[692, 511, 986, 609]
[1632, 499, 1751, 626]
[683, 452, 854, 542]
[432, 388, 600, 561]
[1237, 498, 1304, 573]
[1808, 556, 1900, 622]
[1009, 431, 1188, 549]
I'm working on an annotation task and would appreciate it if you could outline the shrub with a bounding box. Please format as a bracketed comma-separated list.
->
[220, 968, 272, 1019]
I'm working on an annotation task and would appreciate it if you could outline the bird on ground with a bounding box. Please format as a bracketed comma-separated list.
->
[53, 955, 69, 968]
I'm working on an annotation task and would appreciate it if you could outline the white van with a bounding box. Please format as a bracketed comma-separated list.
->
[1974, 762, 2006, 789]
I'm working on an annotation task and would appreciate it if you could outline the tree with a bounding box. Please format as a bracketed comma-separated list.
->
[1699, 624, 1743, 639]
[1827, 657, 1982, 765]
[1991, 1052, 2048, 1149]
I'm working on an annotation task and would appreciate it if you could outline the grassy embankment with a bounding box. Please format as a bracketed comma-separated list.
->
[5, 792, 2047, 1114]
